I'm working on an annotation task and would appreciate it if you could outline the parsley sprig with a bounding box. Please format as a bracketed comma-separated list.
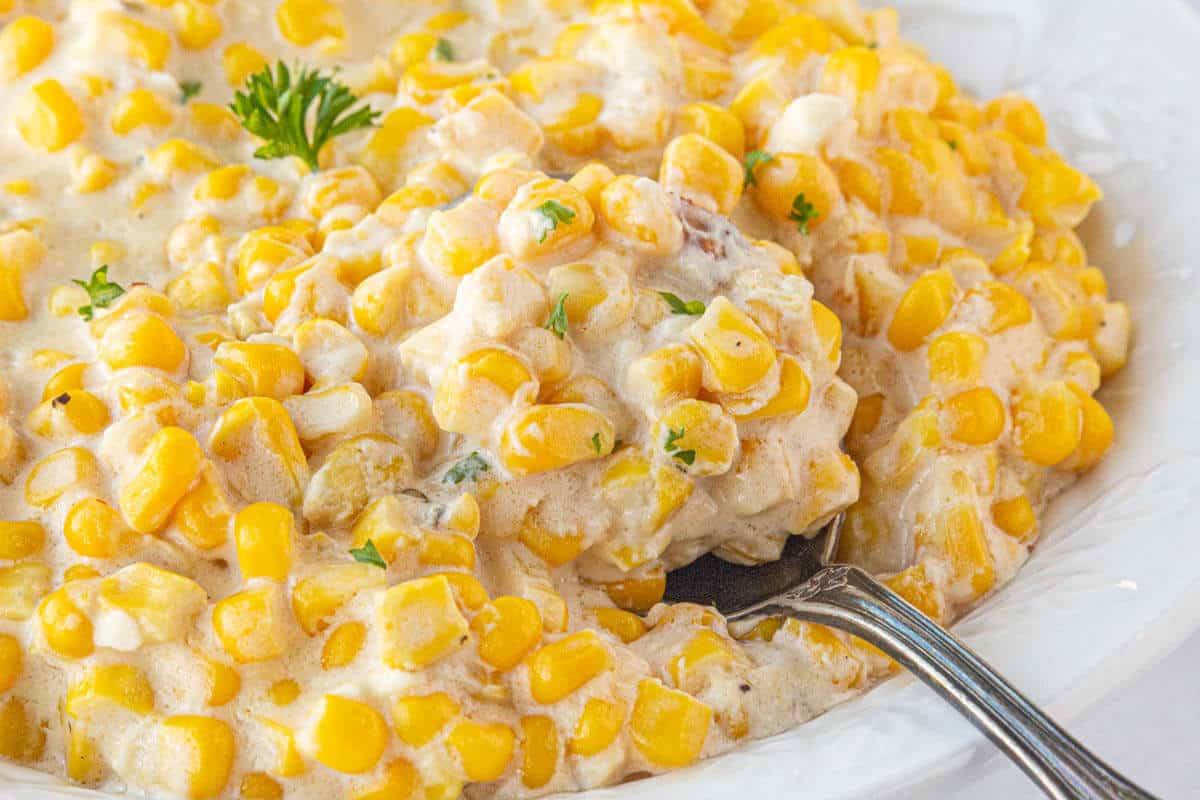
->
[74, 266, 124, 321]
[591, 433, 602, 454]
[535, 200, 577, 243]
[743, 149, 774, 188]
[545, 292, 569, 339]
[444, 452, 490, 484]
[658, 291, 705, 316]
[349, 539, 387, 569]
[663, 426, 696, 466]
[230, 61, 381, 172]
[434, 38, 456, 61]
[180, 80, 203, 104]
[789, 193, 819, 235]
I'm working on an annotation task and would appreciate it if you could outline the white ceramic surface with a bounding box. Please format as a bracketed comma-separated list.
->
[4, 1, 1199, 798]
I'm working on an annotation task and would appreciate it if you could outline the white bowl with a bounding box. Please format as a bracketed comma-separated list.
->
[5, 0, 1199, 798]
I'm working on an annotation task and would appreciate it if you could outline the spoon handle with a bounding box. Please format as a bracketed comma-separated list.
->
[751, 566, 1158, 800]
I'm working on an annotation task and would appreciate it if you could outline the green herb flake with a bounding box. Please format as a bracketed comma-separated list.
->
[545, 292, 569, 339]
[743, 149, 774, 188]
[658, 291, 705, 316]
[663, 426, 696, 467]
[443, 451, 490, 484]
[180, 80, 203, 104]
[948, 139, 959, 151]
[229, 61, 381, 172]
[535, 199, 577, 243]
[74, 265, 125, 322]
[591, 432, 602, 454]
[789, 192, 819, 235]
[349, 539, 387, 569]
[434, 38, 456, 61]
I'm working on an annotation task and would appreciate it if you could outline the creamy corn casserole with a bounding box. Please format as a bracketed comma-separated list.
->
[0, 0, 1129, 798]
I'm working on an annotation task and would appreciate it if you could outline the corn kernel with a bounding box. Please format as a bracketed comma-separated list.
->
[599, 175, 683, 254]
[887, 269, 957, 352]
[527, 630, 612, 704]
[223, 42, 267, 86]
[519, 715, 558, 789]
[99, 562, 207, 643]
[688, 296, 776, 393]
[1012, 381, 1083, 467]
[209, 397, 310, 507]
[66, 663, 155, 718]
[1064, 385, 1114, 471]
[630, 679, 711, 767]
[392, 692, 459, 747]
[38, 587, 93, 659]
[99, 313, 187, 373]
[447, 719, 515, 782]
[943, 387, 1005, 445]
[119, 426, 204, 535]
[102, 12, 171, 70]
[0, 562, 51, 621]
[0, 697, 45, 763]
[569, 697, 625, 756]
[172, 465, 232, 551]
[276, 0, 345, 46]
[500, 404, 615, 476]
[234, 502, 294, 583]
[174, 0, 223, 50]
[0, 635, 20, 692]
[307, 695, 387, 774]
[472, 596, 542, 671]
[24, 446, 99, 508]
[0, 15, 55, 80]
[16, 79, 83, 152]
[111, 89, 172, 135]
[992, 495, 1037, 542]
[321, 621, 367, 669]
[204, 658, 240, 706]
[213, 584, 287, 663]
[379, 575, 469, 670]
[159, 716, 235, 799]
[64, 498, 134, 558]
[660, 133, 744, 215]
[292, 563, 385, 635]
[27, 389, 110, 439]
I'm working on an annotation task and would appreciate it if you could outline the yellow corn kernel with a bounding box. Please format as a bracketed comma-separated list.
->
[259, 719, 303, 778]
[276, 0, 345, 46]
[420, 199, 500, 278]
[64, 498, 134, 558]
[99, 313, 187, 374]
[0, 15, 54, 80]
[349, 495, 419, 565]
[392, 692, 459, 747]
[356, 107, 435, 187]
[882, 563, 946, 623]
[352, 759, 418, 800]
[0, 228, 44, 321]
[38, 586, 93, 659]
[738, 355, 811, 421]
[652, 399, 737, 477]
[0, 634, 19, 692]
[601, 568, 666, 613]
[0, 563, 51, 621]
[517, 518, 585, 568]
[234, 224, 313, 294]
[434, 347, 535, 438]
[747, 12, 834, 59]
[833, 158, 882, 214]
[1012, 381, 1083, 467]
[204, 658, 240, 707]
[927, 331, 987, 386]
[379, 575, 469, 669]
[388, 31, 435, 69]
[688, 296, 776, 394]
[0, 521, 42, 560]
[915, 478, 995, 600]
[598, 175, 683, 254]
[209, 397, 310, 507]
[628, 344, 702, 410]
[447, 720, 515, 782]
[568, 698, 624, 757]
[500, 178, 596, 258]
[471, 596, 542, 671]
[519, 715, 558, 789]
[240, 773, 283, 800]
[98, 563, 207, 644]
[222, 42, 267, 86]
[0, 697, 45, 763]
[439, 572, 489, 613]
[593, 607, 647, 643]
[729, 70, 787, 145]
[986, 94, 1046, 147]
[630, 679, 712, 767]
[66, 663, 155, 718]
[16, 79, 83, 152]
[173, 0, 222, 50]
[159, 716, 235, 800]
[166, 261, 230, 314]
[1020, 155, 1102, 229]
[321, 621, 367, 670]
[819, 44, 880, 96]
[527, 630, 612, 704]
[233, 503, 294, 583]
[149, 139, 219, 177]
[418, 532, 475, 571]
[306, 695, 387, 775]
[172, 465, 231, 551]
[1063, 385, 1114, 472]
[26, 389, 109, 439]
[212, 342, 304, 401]
[886, 269, 957, 352]
[213, 584, 288, 663]
[111, 89, 172, 135]
[677, 102, 745, 159]
[992, 495, 1037, 543]
[292, 563, 385, 636]
[753, 151, 841, 228]
[119, 427, 204, 535]
[659, 133, 744, 215]
[24, 446, 98, 509]
[943, 387, 1006, 446]
[500, 404, 615, 476]
[102, 12, 170, 69]
[187, 102, 238, 140]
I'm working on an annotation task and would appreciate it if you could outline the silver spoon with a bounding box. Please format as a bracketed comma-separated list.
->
[664, 514, 1159, 799]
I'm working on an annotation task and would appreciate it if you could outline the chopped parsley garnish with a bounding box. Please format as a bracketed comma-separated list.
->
[349, 540, 387, 569]
[789, 193, 819, 235]
[591, 432, 602, 454]
[658, 291, 705, 316]
[443, 451, 490, 484]
[229, 61, 380, 172]
[545, 292, 569, 339]
[74, 266, 124, 321]
[947, 139, 959, 151]
[434, 38, 456, 61]
[663, 426, 696, 466]
[743, 149, 774, 188]
[179, 80, 203, 104]
[535, 199, 577, 243]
